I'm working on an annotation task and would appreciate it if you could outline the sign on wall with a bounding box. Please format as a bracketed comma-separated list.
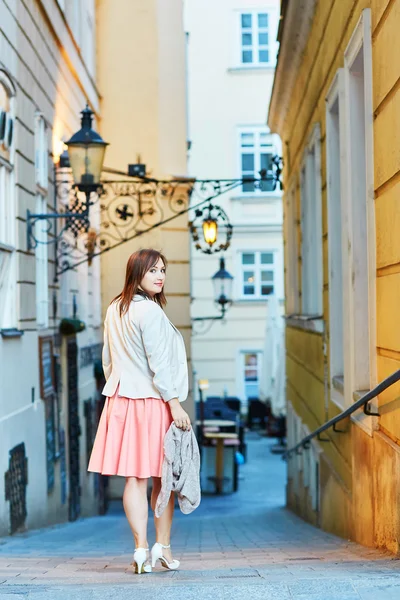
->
[38, 336, 55, 399]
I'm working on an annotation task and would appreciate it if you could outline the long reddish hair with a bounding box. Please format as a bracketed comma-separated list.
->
[112, 249, 168, 315]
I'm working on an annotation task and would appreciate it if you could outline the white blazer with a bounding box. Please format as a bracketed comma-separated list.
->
[102, 295, 188, 402]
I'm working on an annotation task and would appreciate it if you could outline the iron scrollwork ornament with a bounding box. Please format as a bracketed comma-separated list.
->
[26, 156, 283, 276]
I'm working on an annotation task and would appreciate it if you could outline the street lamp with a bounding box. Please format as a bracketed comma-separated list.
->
[202, 203, 218, 248]
[212, 257, 233, 315]
[202, 217, 218, 246]
[27, 104, 108, 257]
[65, 105, 108, 195]
[189, 203, 233, 255]
[193, 256, 233, 322]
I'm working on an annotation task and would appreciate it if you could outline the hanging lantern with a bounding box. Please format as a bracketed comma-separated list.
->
[189, 202, 233, 255]
[202, 217, 218, 246]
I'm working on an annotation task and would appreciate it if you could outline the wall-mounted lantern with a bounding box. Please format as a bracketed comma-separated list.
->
[65, 105, 108, 196]
[27, 105, 109, 254]
[193, 257, 234, 323]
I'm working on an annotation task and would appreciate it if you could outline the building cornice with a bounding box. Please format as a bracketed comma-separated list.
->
[268, 0, 316, 136]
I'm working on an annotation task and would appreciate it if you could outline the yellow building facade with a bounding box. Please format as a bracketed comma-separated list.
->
[269, 0, 400, 553]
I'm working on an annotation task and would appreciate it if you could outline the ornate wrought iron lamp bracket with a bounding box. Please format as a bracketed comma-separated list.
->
[25, 155, 283, 276]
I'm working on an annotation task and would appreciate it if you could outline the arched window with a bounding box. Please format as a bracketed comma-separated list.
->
[0, 70, 16, 246]
[0, 70, 17, 329]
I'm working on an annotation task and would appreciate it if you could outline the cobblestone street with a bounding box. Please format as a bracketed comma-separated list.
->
[0, 434, 399, 599]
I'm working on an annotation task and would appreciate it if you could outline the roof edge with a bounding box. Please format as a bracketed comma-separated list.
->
[268, 0, 317, 136]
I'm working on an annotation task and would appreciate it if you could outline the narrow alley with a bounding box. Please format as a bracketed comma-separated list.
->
[0, 434, 399, 600]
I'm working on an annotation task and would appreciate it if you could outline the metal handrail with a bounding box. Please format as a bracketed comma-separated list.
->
[284, 369, 400, 459]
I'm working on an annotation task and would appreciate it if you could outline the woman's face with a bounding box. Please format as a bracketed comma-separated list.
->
[140, 257, 166, 297]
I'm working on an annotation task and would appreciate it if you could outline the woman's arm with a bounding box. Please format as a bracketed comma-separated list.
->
[102, 319, 112, 380]
[139, 303, 179, 402]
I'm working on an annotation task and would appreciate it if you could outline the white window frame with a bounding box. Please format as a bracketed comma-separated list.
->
[0, 71, 16, 248]
[237, 126, 278, 196]
[236, 9, 278, 68]
[81, 0, 96, 75]
[72, 0, 82, 46]
[35, 194, 49, 329]
[300, 124, 323, 317]
[326, 70, 347, 410]
[35, 113, 49, 329]
[238, 249, 277, 300]
[0, 70, 17, 329]
[284, 182, 300, 315]
[35, 113, 48, 191]
[342, 9, 377, 429]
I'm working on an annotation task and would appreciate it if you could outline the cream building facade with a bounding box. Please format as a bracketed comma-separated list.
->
[0, 0, 102, 535]
[185, 0, 284, 413]
[0, 0, 191, 534]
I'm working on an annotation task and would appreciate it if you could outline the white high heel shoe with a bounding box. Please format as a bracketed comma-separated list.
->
[133, 547, 152, 574]
[151, 542, 180, 570]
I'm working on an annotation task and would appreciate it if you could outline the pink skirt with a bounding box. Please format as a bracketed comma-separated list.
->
[88, 388, 173, 478]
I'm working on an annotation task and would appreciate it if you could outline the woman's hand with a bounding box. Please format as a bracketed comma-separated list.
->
[168, 398, 191, 430]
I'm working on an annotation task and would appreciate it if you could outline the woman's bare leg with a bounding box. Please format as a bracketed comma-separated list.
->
[151, 477, 175, 562]
[123, 477, 149, 549]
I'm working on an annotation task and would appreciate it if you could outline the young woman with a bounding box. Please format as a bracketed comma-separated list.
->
[88, 248, 191, 574]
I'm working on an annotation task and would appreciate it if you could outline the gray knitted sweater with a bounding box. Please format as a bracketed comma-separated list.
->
[155, 423, 201, 517]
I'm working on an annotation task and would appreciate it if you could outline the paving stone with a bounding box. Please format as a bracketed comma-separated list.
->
[221, 583, 291, 600]
[356, 586, 400, 600]
[292, 596, 361, 600]
[0, 437, 398, 598]
[353, 577, 400, 588]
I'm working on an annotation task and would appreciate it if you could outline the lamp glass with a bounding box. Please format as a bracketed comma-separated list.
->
[67, 143, 106, 187]
[198, 379, 209, 391]
[202, 218, 218, 246]
[211, 258, 234, 304]
[212, 275, 233, 303]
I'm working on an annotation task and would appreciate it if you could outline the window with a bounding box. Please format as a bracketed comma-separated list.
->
[71, 0, 82, 46]
[285, 183, 300, 314]
[300, 124, 323, 315]
[81, 1, 96, 75]
[0, 74, 15, 247]
[240, 12, 274, 66]
[35, 114, 48, 190]
[240, 251, 275, 299]
[239, 128, 275, 193]
[241, 351, 263, 401]
[35, 195, 49, 329]
[342, 9, 376, 400]
[35, 114, 49, 329]
[326, 72, 345, 402]
[0, 70, 17, 329]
